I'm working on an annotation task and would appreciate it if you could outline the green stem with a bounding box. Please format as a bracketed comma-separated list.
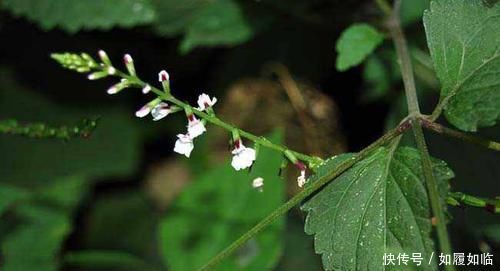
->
[420, 118, 500, 151]
[412, 123, 454, 269]
[448, 192, 500, 213]
[199, 120, 411, 270]
[387, 0, 420, 116]
[387, 1, 454, 270]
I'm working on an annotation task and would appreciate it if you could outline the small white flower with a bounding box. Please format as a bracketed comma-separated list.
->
[142, 84, 152, 94]
[158, 70, 170, 82]
[197, 93, 217, 111]
[231, 140, 256, 171]
[174, 134, 194, 157]
[252, 177, 264, 192]
[135, 105, 152, 118]
[187, 115, 206, 138]
[297, 170, 307, 187]
[151, 102, 172, 121]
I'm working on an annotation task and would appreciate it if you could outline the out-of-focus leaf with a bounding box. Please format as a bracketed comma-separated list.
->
[152, 0, 208, 36]
[335, 23, 384, 71]
[34, 175, 88, 210]
[159, 131, 285, 271]
[362, 56, 391, 102]
[179, 0, 254, 53]
[152, 0, 256, 53]
[0, 71, 141, 187]
[1, 205, 71, 271]
[1, 0, 156, 33]
[423, 0, 500, 131]
[64, 250, 160, 271]
[81, 191, 158, 261]
[0, 185, 29, 216]
[301, 146, 454, 270]
[400, 0, 429, 26]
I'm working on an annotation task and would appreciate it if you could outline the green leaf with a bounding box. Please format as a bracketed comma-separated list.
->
[301, 146, 454, 270]
[423, 0, 500, 131]
[0, 70, 141, 186]
[179, 0, 254, 53]
[152, 0, 208, 36]
[336, 24, 384, 71]
[159, 131, 285, 271]
[1, 205, 71, 271]
[64, 250, 159, 271]
[1, 0, 156, 33]
[400, 0, 430, 26]
[0, 185, 29, 216]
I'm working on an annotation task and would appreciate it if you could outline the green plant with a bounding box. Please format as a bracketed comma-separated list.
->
[2, 0, 499, 270]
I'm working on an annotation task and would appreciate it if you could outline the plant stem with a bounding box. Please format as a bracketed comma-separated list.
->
[448, 192, 500, 213]
[387, 0, 420, 116]
[420, 117, 500, 151]
[199, 120, 411, 270]
[387, 1, 454, 270]
[375, 0, 392, 16]
[412, 123, 454, 269]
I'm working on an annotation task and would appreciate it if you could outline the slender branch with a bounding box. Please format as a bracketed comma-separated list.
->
[387, 1, 454, 270]
[375, 0, 392, 16]
[448, 192, 500, 213]
[199, 120, 411, 270]
[420, 117, 500, 151]
[387, 0, 420, 116]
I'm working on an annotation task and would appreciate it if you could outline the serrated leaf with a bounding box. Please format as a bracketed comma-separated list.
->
[423, 0, 500, 131]
[1, 205, 71, 271]
[336, 24, 384, 71]
[301, 146, 454, 270]
[2, 0, 156, 33]
[159, 131, 285, 271]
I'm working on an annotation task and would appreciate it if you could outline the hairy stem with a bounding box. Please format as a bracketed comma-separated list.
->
[420, 118, 500, 151]
[199, 120, 411, 270]
[387, 1, 454, 270]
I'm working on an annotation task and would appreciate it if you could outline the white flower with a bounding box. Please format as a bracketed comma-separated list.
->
[187, 115, 206, 138]
[151, 102, 172, 121]
[252, 177, 264, 192]
[135, 104, 151, 118]
[158, 70, 170, 82]
[174, 134, 194, 157]
[107, 66, 116, 75]
[197, 93, 217, 111]
[231, 140, 256, 171]
[142, 84, 152, 94]
[297, 170, 307, 187]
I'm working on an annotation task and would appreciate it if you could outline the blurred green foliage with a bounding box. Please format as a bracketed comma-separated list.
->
[160, 132, 285, 270]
